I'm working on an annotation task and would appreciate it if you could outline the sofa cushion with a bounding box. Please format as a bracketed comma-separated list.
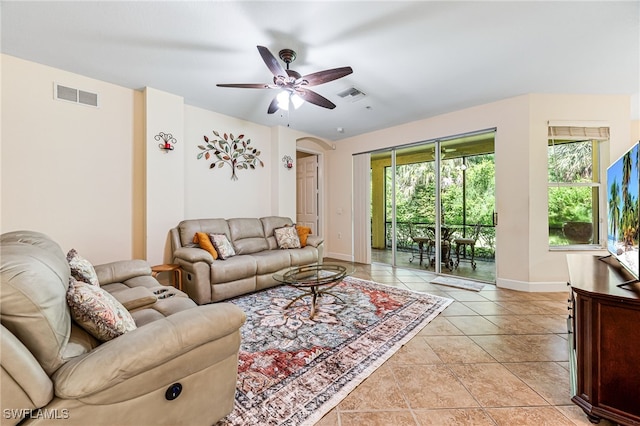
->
[65, 323, 99, 358]
[261, 216, 294, 250]
[210, 233, 236, 260]
[66, 248, 100, 286]
[67, 277, 137, 342]
[210, 255, 257, 284]
[274, 226, 301, 249]
[177, 219, 230, 247]
[228, 218, 269, 254]
[193, 232, 218, 260]
[129, 288, 196, 327]
[251, 250, 292, 275]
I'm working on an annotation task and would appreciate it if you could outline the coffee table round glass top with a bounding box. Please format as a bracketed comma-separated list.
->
[273, 263, 355, 318]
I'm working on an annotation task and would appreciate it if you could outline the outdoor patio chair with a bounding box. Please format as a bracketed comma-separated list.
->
[408, 224, 434, 266]
[454, 224, 482, 270]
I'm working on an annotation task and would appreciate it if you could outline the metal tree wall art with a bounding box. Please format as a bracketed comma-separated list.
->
[197, 131, 264, 181]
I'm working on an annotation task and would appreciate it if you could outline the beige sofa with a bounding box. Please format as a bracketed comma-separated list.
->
[0, 230, 246, 426]
[171, 216, 324, 305]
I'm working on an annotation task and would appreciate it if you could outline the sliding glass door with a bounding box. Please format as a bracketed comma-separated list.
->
[368, 130, 496, 282]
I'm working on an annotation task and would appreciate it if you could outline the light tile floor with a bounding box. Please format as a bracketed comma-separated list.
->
[372, 248, 497, 283]
[315, 261, 618, 426]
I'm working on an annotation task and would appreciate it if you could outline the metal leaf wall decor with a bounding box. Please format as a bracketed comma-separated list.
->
[197, 131, 264, 181]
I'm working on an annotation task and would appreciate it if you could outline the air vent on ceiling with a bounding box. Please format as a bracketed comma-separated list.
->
[337, 87, 366, 102]
[54, 83, 99, 107]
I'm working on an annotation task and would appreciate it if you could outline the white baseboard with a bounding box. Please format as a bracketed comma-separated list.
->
[496, 278, 570, 293]
[323, 252, 354, 262]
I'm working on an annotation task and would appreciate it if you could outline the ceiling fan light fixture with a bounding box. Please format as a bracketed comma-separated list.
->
[277, 91, 304, 111]
[291, 93, 304, 109]
[276, 91, 290, 110]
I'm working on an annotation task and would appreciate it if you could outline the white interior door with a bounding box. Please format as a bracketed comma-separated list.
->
[296, 155, 318, 233]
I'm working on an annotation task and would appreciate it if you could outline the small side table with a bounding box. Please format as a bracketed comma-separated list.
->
[151, 264, 182, 291]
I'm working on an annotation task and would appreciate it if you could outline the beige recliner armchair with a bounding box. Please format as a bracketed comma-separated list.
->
[1, 230, 246, 425]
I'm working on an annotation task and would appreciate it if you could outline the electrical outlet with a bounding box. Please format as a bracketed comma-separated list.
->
[338, 232, 342, 239]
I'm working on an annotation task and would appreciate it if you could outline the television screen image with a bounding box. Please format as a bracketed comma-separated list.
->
[607, 141, 639, 280]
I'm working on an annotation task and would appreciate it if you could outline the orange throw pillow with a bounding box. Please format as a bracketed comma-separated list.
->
[193, 232, 218, 260]
[296, 225, 312, 247]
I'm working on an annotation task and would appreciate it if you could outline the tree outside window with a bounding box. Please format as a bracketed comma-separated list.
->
[548, 139, 602, 247]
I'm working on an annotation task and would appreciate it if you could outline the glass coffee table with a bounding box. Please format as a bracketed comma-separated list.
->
[273, 263, 355, 318]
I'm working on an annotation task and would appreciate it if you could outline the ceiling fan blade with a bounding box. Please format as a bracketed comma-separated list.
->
[303, 66, 353, 87]
[297, 88, 336, 109]
[267, 96, 280, 114]
[216, 83, 271, 89]
[257, 45, 287, 77]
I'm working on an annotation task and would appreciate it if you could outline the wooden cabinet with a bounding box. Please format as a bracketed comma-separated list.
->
[567, 254, 640, 426]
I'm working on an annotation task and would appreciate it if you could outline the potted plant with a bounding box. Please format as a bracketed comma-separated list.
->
[562, 221, 593, 244]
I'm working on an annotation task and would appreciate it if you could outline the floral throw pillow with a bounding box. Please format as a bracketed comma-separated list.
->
[274, 226, 301, 249]
[66, 248, 100, 286]
[209, 233, 236, 260]
[66, 277, 137, 342]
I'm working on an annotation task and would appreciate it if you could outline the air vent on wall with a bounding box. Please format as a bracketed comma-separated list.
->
[54, 83, 99, 107]
[337, 87, 366, 102]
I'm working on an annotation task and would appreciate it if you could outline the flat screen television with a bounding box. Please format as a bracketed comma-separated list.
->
[606, 141, 639, 285]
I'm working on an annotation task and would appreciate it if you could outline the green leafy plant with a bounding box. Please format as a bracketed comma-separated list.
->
[197, 131, 264, 180]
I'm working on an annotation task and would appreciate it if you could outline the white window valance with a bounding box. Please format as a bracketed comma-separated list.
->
[548, 121, 610, 141]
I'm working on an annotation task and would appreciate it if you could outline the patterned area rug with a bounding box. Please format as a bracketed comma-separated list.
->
[430, 276, 486, 291]
[216, 276, 452, 426]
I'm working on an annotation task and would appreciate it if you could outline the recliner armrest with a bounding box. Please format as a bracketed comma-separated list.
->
[107, 286, 158, 311]
[173, 247, 214, 264]
[306, 235, 324, 248]
[52, 303, 246, 399]
[1, 324, 54, 409]
[94, 260, 152, 285]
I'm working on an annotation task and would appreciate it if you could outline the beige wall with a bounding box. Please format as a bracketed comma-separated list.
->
[1, 55, 141, 264]
[2, 54, 635, 291]
[327, 94, 632, 291]
[182, 105, 304, 221]
[270, 126, 298, 220]
[183, 104, 274, 219]
[527, 94, 630, 287]
[144, 88, 185, 265]
[1, 55, 300, 265]
[325, 96, 531, 283]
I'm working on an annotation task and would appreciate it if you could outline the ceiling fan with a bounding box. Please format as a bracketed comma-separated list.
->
[216, 45, 353, 114]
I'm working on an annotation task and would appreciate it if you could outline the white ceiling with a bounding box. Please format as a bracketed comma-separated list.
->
[2, 1, 638, 141]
